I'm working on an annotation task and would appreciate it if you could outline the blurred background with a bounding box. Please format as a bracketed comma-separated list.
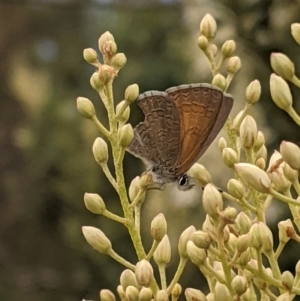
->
[1, 0, 300, 300]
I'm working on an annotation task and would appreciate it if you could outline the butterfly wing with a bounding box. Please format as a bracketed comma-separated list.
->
[166, 83, 233, 175]
[128, 91, 181, 170]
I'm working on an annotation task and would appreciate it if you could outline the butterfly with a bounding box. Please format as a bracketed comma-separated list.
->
[127, 83, 233, 190]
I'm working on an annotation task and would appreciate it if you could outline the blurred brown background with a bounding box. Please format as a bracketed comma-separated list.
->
[1, 0, 300, 300]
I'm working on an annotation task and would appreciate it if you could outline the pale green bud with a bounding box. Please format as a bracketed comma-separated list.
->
[116, 101, 130, 124]
[111, 53, 127, 70]
[99, 64, 116, 84]
[118, 124, 134, 147]
[218, 137, 227, 152]
[232, 110, 244, 130]
[226, 56, 241, 74]
[227, 179, 244, 199]
[234, 163, 271, 193]
[202, 183, 223, 217]
[278, 219, 295, 243]
[93, 137, 108, 164]
[82, 226, 112, 254]
[83, 48, 98, 64]
[76, 97, 95, 118]
[139, 172, 152, 189]
[90, 72, 104, 91]
[254, 131, 265, 151]
[236, 234, 250, 254]
[192, 230, 212, 249]
[245, 79, 261, 104]
[236, 212, 251, 234]
[223, 206, 238, 220]
[155, 290, 168, 301]
[228, 233, 238, 249]
[240, 115, 258, 149]
[178, 225, 196, 258]
[222, 147, 238, 168]
[249, 222, 273, 252]
[153, 235, 171, 266]
[171, 283, 182, 298]
[270, 74, 293, 110]
[138, 288, 152, 301]
[197, 35, 209, 50]
[151, 213, 167, 242]
[84, 193, 106, 214]
[280, 141, 300, 170]
[212, 74, 226, 91]
[187, 163, 212, 186]
[270, 52, 295, 80]
[98, 31, 115, 54]
[283, 163, 299, 182]
[117, 285, 126, 300]
[256, 145, 268, 162]
[256, 158, 266, 170]
[100, 289, 116, 301]
[186, 241, 206, 266]
[129, 176, 141, 203]
[200, 13, 217, 39]
[120, 269, 139, 290]
[209, 44, 218, 57]
[135, 259, 153, 287]
[221, 40, 236, 58]
[231, 275, 248, 296]
[291, 23, 300, 45]
[281, 271, 294, 290]
[126, 286, 139, 301]
[236, 249, 251, 266]
[214, 282, 231, 301]
[185, 288, 207, 301]
[125, 84, 139, 103]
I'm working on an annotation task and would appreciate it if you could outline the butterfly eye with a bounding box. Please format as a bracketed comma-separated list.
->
[178, 175, 194, 191]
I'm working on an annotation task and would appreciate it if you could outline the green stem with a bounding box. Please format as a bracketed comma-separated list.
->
[146, 240, 159, 260]
[158, 265, 167, 290]
[274, 241, 285, 260]
[286, 106, 300, 126]
[91, 115, 111, 138]
[102, 210, 129, 225]
[167, 257, 187, 294]
[270, 189, 300, 207]
[100, 163, 118, 191]
[108, 249, 136, 270]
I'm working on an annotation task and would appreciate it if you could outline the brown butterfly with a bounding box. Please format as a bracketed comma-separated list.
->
[127, 83, 233, 190]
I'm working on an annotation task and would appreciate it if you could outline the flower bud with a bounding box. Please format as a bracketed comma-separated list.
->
[99, 64, 116, 84]
[228, 233, 238, 249]
[271, 53, 295, 80]
[234, 163, 271, 193]
[82, 226, 112, 254]
[197, 35, 208, 50]
[231, 275, 248, 296]
[245, 80, 261, 104]
[126, 286, 139, 301]
[116, 101, 130, 124]
[280, 141, 300, 170]
[223, 206, 238, 221]
[270, 74, 293, 110]
[186, 241, 206, 266]
[171, 283, 182, 299]
[291, 23, 300, 45]
[236, 234, 250, 254]
[221, 40, 236, 58]
[135, 259, 153, 287]
[218, 137, 227, 152]
[281, 271, 294, 290]
[178, 226, 196, 258]
[83, 48, 98, 64]
[240, 115, 258, 149]
[120, 269, 139, 290]
[125, 84, 139, 103]
[202, 214, 215, 234]
[278, 219, 295, 243]
[254, 131, 265, 151]
[256, 145, 268, 162]
[236, 249, 251, 266]
[214, 282, 231, 301]
[117, 285, 126, 300]
[206, 293, 214, 301]
[90, 72, 104, 91]
[138, 287, 153, 301]
[283, 163, 299, 183]
[84, 193, 106, 214]
[98, 31, 116, 55]
[155, 290, 168, 301]
[202, 183, 223, 217]
[275, 292, 291, 301]
[200, 13, 217, 39]
[270, 168, 290, 192]
[153, 235, 171, 266]
[111, 53, 127, 70]
[249, 222, 273, 252]
[77, 97, 95, 118]
[192, 230, 212, 249]
[236, 212, 251, 234]
[151, 213, 167, 242]
[93, 137, 109, 164]
[227, 179, 244, 199]
[212, 74, 226, 91]
[185, 288, 207, 301]
[187, 163, 212, 186]
[128, 176, 141, 202]
[232, 110, 244, 130]
[118, 124, 134, 147]
[226, 56, 241, 74]
[100, 289, 116, 301]
[209, 44, 218, 57]
[256, 158, 266, 170]
[222, 147, 238, 168]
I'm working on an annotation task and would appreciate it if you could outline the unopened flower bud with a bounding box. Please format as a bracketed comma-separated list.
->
[281, 271, 294, 290]
[221, 40, 236, 58]
[186, 241, 206, 265]
[93, 137, 108, 164]
[84, 193, 106, 214]
[245, 80, 261, 104]
[185, 288, 207, 301]
[236, 234, 250, 254]
[249, 222, 273, 252]
[128, 176, 141, 203]
[218, 137, 227, 152]
[280, 141, 300, 170]
[139, 172, 152, 189]
[138, 287, 152, 301]
[236, 249, 251, 266]
[222, 147, 238, 168]
[120, 269, 139, 290]
[254, 131, 265, 151]
[240, 115, 258, 149]
[82, 226, 112, 254]
[270, 74, 293, 110]
[223, 206, 238, 220]
[228, 233, 238, 249]
[118, 124, 134, 147]
[100, 289, 116, 301]
[90, 72, 104, 91]
[271, 53, 295, 80]
[215, 282, 231, 301]
[77, 97, 95, 118]
[125, 84, 139, 103]
[151, 213, 167, 242]
[202, 183, 223, 217]
[187, 163, 212, 186]
[116, 101, 130, 124]
[99, 64, 116, 84]
[171, 283, 182, 299]
[231, 275, 248, 296]
[192, 230, 212, 249]
[212, 74, 226, 91]
[206, 293, 214, 301]
[111, 53, 127, 70]
[256, 145, 268, 162]
[197, 35, 208, 50]
[275, 292, 291, 301]
[153, 235, 171, 266]
[200, 13, 217, 39]
[227, 179, 245, 199]
[283, 163, 299, 183]
[226, 56, 241, 74]
[232, 110, 244, 130]
[278, 219, 295, 243]
[178, 226, 196, 258]
[135, 259, 153, 287]
[98, 31, 115, 54]
[83, 48, 98, 64]
[209, 44, 218, 57]
[291, 23, 300, 45]
[270, 168, 290, 192]
[236, 212, 252, 234]
[126, 286, 139, 301]
[234, 163, 271, 193]
[256, 158, 266, 170]
[155, 290, 168, 301]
